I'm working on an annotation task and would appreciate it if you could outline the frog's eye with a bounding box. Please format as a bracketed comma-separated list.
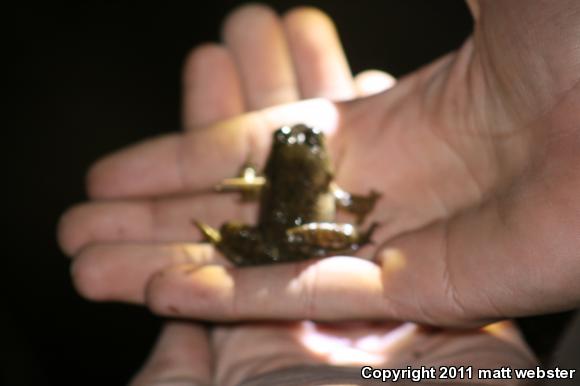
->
[304, 129, 323, 147]
[275, 126, 291, 143]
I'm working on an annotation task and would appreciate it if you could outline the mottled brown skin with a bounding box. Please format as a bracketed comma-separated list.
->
[196, 124, 379, 266]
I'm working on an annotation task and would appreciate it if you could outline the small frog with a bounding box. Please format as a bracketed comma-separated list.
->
[195, 124, 380, 266]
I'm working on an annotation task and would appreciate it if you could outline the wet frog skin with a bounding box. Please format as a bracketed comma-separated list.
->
[195, 124, 379, 266]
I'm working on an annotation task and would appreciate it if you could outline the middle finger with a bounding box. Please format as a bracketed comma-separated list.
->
[223, 4, 299, 109]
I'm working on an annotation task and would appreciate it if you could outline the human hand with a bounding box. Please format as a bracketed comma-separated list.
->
[59, 1, 580, 330]
[57, 4, 541, 384]
[130, 320, 534, 386]
[121, 9, 532, 385]
[55, 5, 413, 385]
[58, 5, 394, 310]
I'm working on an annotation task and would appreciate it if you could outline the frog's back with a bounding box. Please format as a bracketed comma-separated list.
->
[257, 124, 336, 241]
[258, 180, 333, 236]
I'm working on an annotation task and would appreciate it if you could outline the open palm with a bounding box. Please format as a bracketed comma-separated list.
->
[57, 2, 580, 384]
[60, 1, 580, 328]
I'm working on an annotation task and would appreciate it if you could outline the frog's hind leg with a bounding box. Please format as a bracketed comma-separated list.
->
[286, 222, 378, 256]
[194, 220, 276, 266]
[331, 183, 380, 224]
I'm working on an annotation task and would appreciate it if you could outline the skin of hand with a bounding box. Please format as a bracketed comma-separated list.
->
[55, 3, 557, 384]
[58, 0, 580, 347]
[57, 5, 540, 385]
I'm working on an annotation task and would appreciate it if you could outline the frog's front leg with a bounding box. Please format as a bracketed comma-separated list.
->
[194, 220, 279, 266]
[215, 162, 265, 201]
[286, 222, 378, 256]
[331, 183, 380, 224]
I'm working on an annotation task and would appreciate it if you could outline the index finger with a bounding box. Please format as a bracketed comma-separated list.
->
[87, 98, 340, 199]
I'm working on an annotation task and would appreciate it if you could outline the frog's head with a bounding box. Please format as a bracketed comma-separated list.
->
[273, 124, 324, 149]
[268, 124, 333, 188]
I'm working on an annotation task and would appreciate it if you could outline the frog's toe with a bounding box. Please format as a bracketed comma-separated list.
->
[214, 162, 265, 201]
[360, 221, 380, 245]
[192, 220, 222, 245]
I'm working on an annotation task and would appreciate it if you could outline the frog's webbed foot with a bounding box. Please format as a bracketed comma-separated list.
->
[332, 183, 380, 224]
[193, 220, 278, 266]
[286, 222, 379, 256]
[215, 161, 265, 201]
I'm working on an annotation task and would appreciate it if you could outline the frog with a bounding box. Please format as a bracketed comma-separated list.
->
[194, 123, 380, 266]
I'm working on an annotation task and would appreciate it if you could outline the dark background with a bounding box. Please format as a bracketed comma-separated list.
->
[4, 1, 574, 385]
